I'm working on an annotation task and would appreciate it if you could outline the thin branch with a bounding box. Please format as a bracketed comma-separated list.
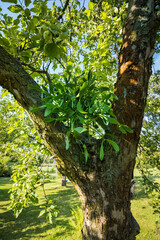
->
[28, 135, 44, 146]
[22, 62, 45, 74]
[58, 0, 70, 20]
[97, 0, 103, 7]
[60, 0, 64, 8]
[82, 0, 86, 9]
[42, 175, 49, 204]
[55, 57, 65, 69]
[22, 62, 52, 85]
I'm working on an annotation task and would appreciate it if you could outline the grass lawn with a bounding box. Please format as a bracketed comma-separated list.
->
[0, 169, 159, 240]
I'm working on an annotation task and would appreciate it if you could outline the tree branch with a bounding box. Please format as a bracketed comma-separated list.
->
[22, 62, 52, 85]
[55, 57, 65, 69]
[58, 0, 70, 20]
[0, 46, 84, 179]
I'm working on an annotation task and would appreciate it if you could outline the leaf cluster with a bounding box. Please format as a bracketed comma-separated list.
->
[8, 157, 59, 223]
[30, 70, 132, 161]
[8, 158, 42, 218]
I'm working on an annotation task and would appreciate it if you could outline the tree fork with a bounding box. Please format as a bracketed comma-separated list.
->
[78, 0, 159, 239]
[0, 0, 159, 240]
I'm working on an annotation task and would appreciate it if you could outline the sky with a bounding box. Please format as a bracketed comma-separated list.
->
[153, 53, 160, 72]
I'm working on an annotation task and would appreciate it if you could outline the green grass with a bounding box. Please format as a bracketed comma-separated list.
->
[131, 169, 160, 240]
[0, 176, 81, 240]
[0, 170, 159, 240]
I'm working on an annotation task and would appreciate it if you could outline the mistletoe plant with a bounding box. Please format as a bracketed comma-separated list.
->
[30, 70, 132, 162]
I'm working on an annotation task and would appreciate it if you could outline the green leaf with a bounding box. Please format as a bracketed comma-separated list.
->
[28, 84, 42, 92]
[85, 8, 91, 17]
[30, 105, 46, 112]
[100, 141, 104, 160]
[44, 117, 55, 122]
[73, 131, 82, 140]
[88, 2, 94, 10]
[8, 4, 23, 13]
[38, 209, 46, 218]
[106, 133, 118, 139]
[13, 18, 20, 25]
[30, 107, 41, 113]
[97, 87, 110, 92]
[29, 195, 39, 204]
[66, 131, 71, 150]
[67, 108, 75, 117]
[90, 94, 97, 105]
[7, 128, 14, 134]
[45, 103, 54, 109]
[103, 105, 110, 112]
[107, 117, 119, 125]
[106, 139, 119, 152]
[45, 43, 63, 59]
[44, 108, 52, 117]
[121, 125, 133, 133]
[78, 116, 85, 124]
[77, 102, 87, 114]
[15, 207, 23, 218]
[111, 93, 118, 100]
[79, 82, 88, 97]
[0, 37, 10, 47]
[42, 96, 52, 102]
[89, 75, 96, 86]
[30, 7, 37, 13]
[88, 70, 92, 81]
[24, 8, 30, 18]
[119, 126, 127, 134]
[48, 212, 53, 224]
[1, 91, 9, 98]
[96, 117, 108, 130]
[83, 144, 89, 163]
[105, 93, 112, 101]
[74, 127, 86, 134]
[25, 0, 31, 7]
[1, 0, 17, 3]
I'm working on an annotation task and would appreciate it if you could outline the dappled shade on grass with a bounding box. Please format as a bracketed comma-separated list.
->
[0, 170, 159, 240]
[0, 177, 81, 240]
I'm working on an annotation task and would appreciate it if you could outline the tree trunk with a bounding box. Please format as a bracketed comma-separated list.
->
[72, 1, 159, 239]
[75, 171, 140, 240]
[0, 0, 159, 240]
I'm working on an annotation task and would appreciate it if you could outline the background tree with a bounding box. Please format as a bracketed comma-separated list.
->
[0, 92, 57, 220]
[137, 72, 160, 215]
[0, 92, 47, 173]
[0, 0, 160, 239]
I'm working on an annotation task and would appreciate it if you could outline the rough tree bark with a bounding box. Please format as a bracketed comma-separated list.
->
[0, 0, 159, 239]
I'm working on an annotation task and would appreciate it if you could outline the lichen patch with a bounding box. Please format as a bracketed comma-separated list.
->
[112, 206, 125, 224]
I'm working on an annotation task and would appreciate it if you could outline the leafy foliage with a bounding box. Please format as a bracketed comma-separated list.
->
[0, 0, 127, 83]
[30, 70, 131, 160]
[0, 93, 58, 222]
[8, 156, 59, 223]
[0, 92, 47, 166]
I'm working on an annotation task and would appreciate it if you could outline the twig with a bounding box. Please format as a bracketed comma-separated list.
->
[22, 62, 52, 85]
[42, 175, 49, 204]
[55, 57, 65, 69]
[58, 0, 70, 20]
